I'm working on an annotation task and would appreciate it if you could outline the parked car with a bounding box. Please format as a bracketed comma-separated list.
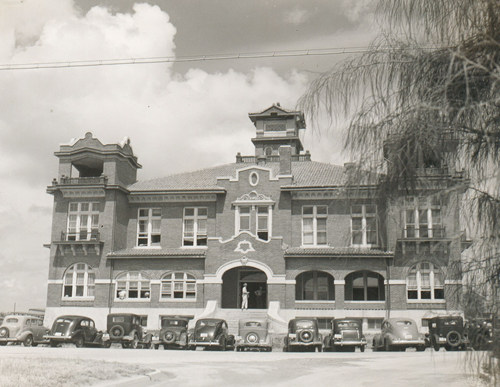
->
[323, 318, 366, 352]
[283, 318, 322, 352]
[467, 318, 493, 350]
[152, 317, 190, 350]
[189, 318, 235, 351]
[44, 315, 108, 348]
[235, 318, 272, 352]
[0, 314, 49, 347]
[427, 316, 468, 351]
[103, 313, 152, 349]
[372, 318, 426, 351]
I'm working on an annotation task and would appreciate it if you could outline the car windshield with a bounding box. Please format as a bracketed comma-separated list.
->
[395, 321, 413, 326]
[245, 322, 262, 327]
[112, 316, 126, 323]
[337, 321, 360, 329]
[443, 320, 458, 326]
[5, 318, 18, 324]
[162, 320, 187, 328]
[296, 321, 314, 329]
[198, 320, 217, 327]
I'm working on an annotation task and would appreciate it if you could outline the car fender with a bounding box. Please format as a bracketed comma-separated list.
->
[16, 330, 32, 340]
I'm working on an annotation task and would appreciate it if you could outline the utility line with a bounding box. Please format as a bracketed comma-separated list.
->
[0, 46, 440, 71]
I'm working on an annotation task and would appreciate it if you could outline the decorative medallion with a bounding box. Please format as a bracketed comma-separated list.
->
[235, 240, 255, 254]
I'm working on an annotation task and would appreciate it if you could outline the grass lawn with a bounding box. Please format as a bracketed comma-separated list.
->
[0, 357, 154, 387]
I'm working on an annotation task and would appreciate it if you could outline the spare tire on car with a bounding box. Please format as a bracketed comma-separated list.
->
[109, 325, 125, 339]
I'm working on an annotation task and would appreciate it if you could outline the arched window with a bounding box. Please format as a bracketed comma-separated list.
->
[63, 263, 95, 298]
[160, 272, 196, 300]
[295, 271, 334, 301]
[116, 272, 150, 300]
[345, 271, 385, 301]
[407, 262, 444, 300]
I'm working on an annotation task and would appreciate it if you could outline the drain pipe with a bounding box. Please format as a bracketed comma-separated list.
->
[386, 257, 391, 319]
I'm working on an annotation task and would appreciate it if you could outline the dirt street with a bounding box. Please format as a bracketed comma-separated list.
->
[0, 346, 488, 387]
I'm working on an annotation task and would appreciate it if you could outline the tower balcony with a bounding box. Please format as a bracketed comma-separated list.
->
[52, 230, 103, 256]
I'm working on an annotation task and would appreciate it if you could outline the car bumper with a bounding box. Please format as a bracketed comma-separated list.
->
[288, 341, 322, 347]
[390, 340, 426, 346]
[104, 335, 136, 343]
[190, 340, 222, 347]
[333, 340, 366, 347]
[0, 338, 20, 344]
[44, 335, 74, 343]
[236, 342, 271, 349]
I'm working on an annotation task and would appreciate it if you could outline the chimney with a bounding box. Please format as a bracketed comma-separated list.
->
[279, 145, 292, 175]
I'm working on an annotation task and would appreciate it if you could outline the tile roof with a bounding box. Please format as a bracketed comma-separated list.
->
[284, 247, 393, 257]
[128, 161, 355, 192]
[107, 248, 206, 258]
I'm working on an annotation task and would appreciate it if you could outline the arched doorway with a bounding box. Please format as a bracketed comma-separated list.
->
[221, 267, 267, 309]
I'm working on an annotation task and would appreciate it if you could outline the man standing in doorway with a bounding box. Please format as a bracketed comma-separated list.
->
[241, 283, 249, 310]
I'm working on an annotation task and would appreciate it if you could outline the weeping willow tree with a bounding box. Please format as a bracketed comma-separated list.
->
[300, 0, 499, 378]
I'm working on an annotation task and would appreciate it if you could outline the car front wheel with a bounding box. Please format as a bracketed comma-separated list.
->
[23, 335, 33, 347]
[74, 336, 84, 348]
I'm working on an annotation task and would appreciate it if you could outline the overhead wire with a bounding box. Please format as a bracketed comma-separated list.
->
[0, 46, 441, 71]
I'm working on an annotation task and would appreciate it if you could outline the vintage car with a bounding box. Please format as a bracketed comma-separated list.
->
[467, 318, 493, 350]
[235, 318, 272, 352]
[372, 318, 426, 351]
[323, 319, 366, 352]
[427, 315, 468, 351]
[283, 318, 323, 352]
[152, 317, 190, 350]
[189, 318, 235, 351]
[103, 313, 152, 349]
[44, 315, 108, 348]
[0, 314, 49, 347]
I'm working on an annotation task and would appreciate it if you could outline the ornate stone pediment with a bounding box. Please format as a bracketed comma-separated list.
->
[233, 190, 274, 205]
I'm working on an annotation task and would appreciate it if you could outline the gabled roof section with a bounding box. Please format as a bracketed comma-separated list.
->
[128, 161, 362, 192]
[248, 103, 305, 127]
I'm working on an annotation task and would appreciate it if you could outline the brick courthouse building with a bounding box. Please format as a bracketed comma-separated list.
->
[44, 104, 467, 333]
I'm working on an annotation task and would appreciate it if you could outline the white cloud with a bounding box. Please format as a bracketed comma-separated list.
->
[0, 1, 313, 311]
[284, 7, 311, 25]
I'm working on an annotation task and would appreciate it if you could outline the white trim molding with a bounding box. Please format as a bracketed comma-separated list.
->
[385, 280, 407, 285]
[444, 279, 462, 285]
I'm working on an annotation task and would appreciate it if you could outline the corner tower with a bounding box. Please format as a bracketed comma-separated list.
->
[248, 103, 306, 157]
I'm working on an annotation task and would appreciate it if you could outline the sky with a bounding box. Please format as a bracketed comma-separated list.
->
[0, 0, 378, 312]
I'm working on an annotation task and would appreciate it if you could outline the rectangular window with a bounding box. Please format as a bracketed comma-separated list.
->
[404, 197, 442, 238]
[351, 204, 378, 246]
[239, 206, 251, 231]
[137, 208, 161, 247]
[236, 205, 271, 241]
[256, 206, 269, 241]
[67, 202, 100, 241]
[302, 205, 328, 246]
[183, 207, 208, 246]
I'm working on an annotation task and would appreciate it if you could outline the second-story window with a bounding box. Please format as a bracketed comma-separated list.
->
[351, 204, 378, 246]
[183, 207, 207, 246]
[302, 205, 327, 246]
[137, 208, 161, 247]
[67, 202, 99, 241]
[236, 205, 270, 241]
[404, 197, 442, 238]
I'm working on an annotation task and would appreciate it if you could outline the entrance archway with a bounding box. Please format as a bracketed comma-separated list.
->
[221, 267, 267, 309]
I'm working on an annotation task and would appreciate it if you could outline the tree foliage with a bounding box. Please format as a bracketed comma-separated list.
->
[300, 0, 500, 374]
